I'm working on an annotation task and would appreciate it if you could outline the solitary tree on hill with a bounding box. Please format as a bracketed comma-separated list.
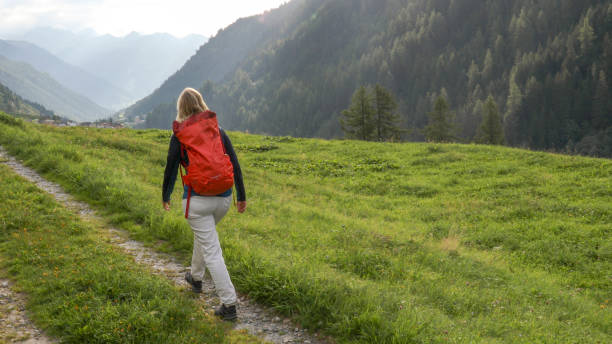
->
[341, 85, 404, 141]
[373, 84, 402, 141]
[424, 95, 455, 142]
[340, 86, 375, 140]
[476, 95, 505, 145]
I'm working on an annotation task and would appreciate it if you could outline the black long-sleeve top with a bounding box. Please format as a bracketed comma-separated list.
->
[162, 128, 246, 203]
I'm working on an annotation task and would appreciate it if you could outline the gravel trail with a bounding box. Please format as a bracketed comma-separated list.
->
[0, 146, 328, 344]
[0, 279, 54, 343]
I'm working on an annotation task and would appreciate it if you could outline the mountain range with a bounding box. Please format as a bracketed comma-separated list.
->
[125, 0, 612, 157]
[125, 0, 325, 123]
[18, 27, 207, 102]
[0, 27, 208, 122]
[0, 39, 131, 110]
[0, 55, 110, 122]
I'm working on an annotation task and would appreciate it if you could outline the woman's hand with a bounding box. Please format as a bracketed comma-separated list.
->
[163, 201, 171, 211]
[237, 201, 247, 213]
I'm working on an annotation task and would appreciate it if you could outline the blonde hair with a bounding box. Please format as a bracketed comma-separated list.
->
[176, 88, 209, 123]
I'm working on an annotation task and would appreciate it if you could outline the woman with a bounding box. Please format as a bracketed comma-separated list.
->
[162, 88, 246, 321]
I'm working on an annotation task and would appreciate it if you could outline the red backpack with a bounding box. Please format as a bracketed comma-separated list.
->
[173, 110, 234, 218]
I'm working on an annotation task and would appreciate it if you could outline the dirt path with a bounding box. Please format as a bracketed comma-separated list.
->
[0, 147, 327, 344]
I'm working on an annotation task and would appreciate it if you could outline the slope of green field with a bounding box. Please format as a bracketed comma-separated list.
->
[0, 156, 259, 343]
[0, 112, 610, 343]
[0, 82, 47, 119]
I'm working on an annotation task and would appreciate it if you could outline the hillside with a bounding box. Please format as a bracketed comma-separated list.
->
[0, 39, 132, 109]
[0, 55, 110, 122]
[0, 81, 56, 120]
[128, 0, 611, 157]
[0, 115, 610, 343]
[123, 0, 325, 120]
[19, 27, 207, 101]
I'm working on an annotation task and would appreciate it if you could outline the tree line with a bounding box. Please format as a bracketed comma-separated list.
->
[341, 85, 505, 145]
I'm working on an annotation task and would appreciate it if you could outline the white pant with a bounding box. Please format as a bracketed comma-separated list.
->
[182, 195, 237, 305]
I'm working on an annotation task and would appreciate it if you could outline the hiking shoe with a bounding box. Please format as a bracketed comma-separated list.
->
[214, 304, 237, 321]
[184, 271, 202, 293]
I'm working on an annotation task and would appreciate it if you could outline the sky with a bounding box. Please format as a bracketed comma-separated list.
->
[0, 0, 288, 38]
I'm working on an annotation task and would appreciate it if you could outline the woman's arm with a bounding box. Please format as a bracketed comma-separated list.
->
[162, 135, 181, 208]
[220, 129, 246, 204]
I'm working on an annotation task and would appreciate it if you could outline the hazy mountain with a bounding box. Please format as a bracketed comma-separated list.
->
[124, 0, 325, 120]
[20, 27, 207, 101]
[0, 81, 56, 120]
[0, 55, 110, 122]
[0, 39, 132, 109]
[130, 0, 611, 157]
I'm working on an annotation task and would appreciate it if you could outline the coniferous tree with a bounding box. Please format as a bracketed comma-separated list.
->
[373, 84, 402, 141]
[482, 49, 494, 79]
[340, 86, 374, 140]
[579, 14, 596, 55]
[476, 96, 505, 145]
[504, 70, 523, 144]
[505, 69, 523, 119]
[467, 60, 479, 88]
[593, 70, 610, 130]
[424, 95, 455, 142]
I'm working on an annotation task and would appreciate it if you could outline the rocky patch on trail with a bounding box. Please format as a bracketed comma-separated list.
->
[0, 279, 54, 344]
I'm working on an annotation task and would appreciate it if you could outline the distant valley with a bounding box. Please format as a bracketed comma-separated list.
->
[18, 27, 207, 102]
[0, 39, 131, 110]
[0, 54, 111, 122]
[0, 27, 207, 122]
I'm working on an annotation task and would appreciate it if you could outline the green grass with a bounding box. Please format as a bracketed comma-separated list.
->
[0, 111, 610, 343]
[0, 159, 260, 343]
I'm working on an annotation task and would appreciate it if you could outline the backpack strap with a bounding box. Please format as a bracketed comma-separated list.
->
[179, 163, 192, 219]
[179, 142, 187, 163]
[179, 143, 191, 219]
[179, 142, 187, 188]
[185, 186, 192, 219]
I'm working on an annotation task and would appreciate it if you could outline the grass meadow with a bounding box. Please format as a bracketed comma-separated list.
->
[0, 112, 610, 343]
